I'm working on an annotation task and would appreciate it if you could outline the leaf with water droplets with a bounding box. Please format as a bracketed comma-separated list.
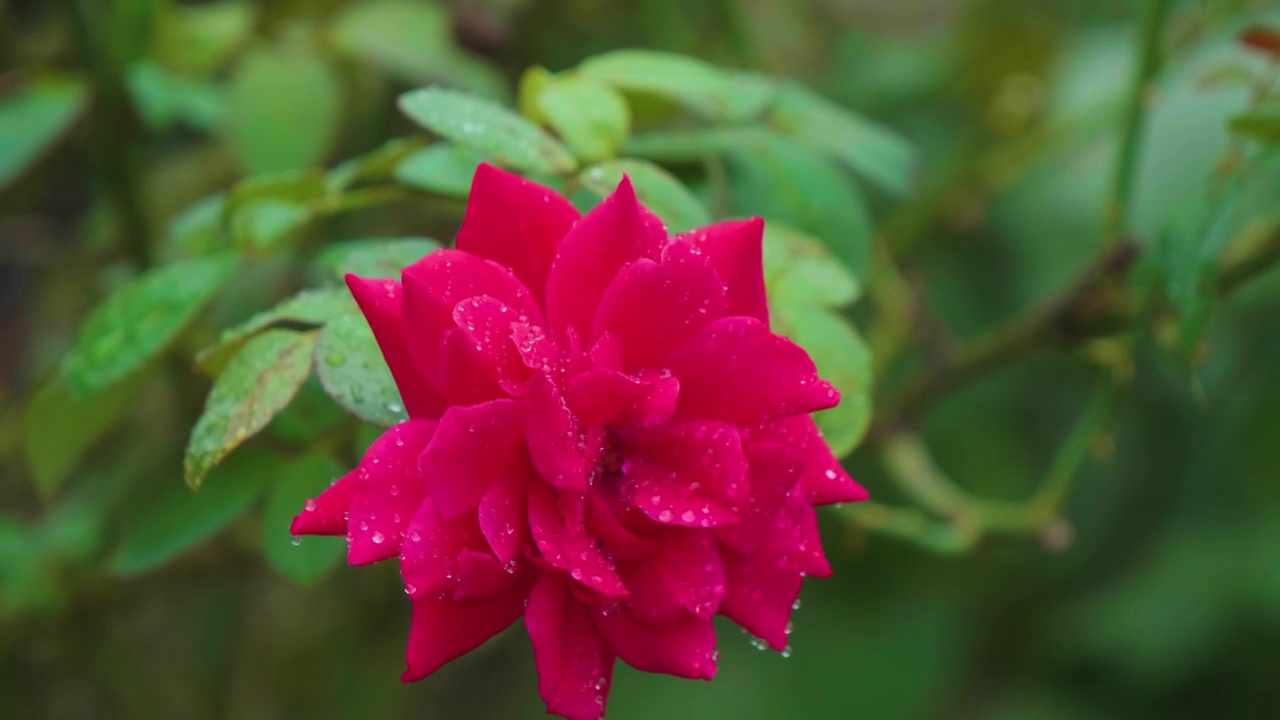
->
[532, 72, 630, 163]
[262, 452, 346, 584]
[112, 448, 285, 576]
[314, 312, 408, 427]
[764, 224, 871, 457]
[398, 86, 576, 175]
[313, 237, 440, 281]
[578, 159, 709, 233]
[62, 254, 238, 397]
[394, 143, 488, 197]
[195, 287, 353, 376]
[185, 329, 317, 489]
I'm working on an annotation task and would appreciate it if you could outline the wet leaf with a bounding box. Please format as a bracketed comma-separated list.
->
[62, 255, 237, 397]
[262, 453, 347, 584]
[0, 74, 88, 189]
[112, 449, 284, 576]
[184, 330, 317, 489]
[398, 86, 576, 175]
[195, 287, 353, 375]
[534, 73, 630, 163]
[578, 159, 709, 232]
[313, 237, 440, 281]
[314, 312, 407, 427]
[394, 143, 488, 197]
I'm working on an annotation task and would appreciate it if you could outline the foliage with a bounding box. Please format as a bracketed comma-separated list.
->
[3, 0, 1280, 718]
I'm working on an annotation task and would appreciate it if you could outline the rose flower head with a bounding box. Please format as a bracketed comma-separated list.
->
[292, 164, 868, 720]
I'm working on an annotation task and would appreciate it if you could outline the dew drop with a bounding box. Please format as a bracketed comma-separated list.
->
[290, 536, 302, 546]
[371, 531, 385, 544]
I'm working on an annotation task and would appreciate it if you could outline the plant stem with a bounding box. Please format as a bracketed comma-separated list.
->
[69, 0, 154, 269]
[1105, 0, 1173, 242]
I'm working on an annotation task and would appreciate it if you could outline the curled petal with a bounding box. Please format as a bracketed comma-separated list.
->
[526, 574, 616, 720]
[453, 549, 520, 600]
[432, 327, 505, 405]
[524, 374, 587, 491]
[479, 469, 529, 566]
[420, 399, 526, 519]
[584, 494, 656, 562]
[671, 316, 840, 426]
[546, 176, 666, 337]
[591, 242, 726, 372]
[566, 368, 651, 428]
[621, 532, 724, 627]
[401, 249, 541, 395]
[346, 420, 438, 565]
[346, 275, 446, 419]
[452, 295, 533, 395]
[291, 472, 358, 536]
[594, 608, 718, 680]
[753, 417, 868, 505]
[399, 498, 482, 598]
[456, 164, 581, 303]
[675, 217, 768, 323]
[624, 422, 748, 527]
[529, 483, 628, 599]
[402, 580, 531, 682]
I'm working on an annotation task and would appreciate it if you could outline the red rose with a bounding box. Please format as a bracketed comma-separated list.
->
[292, 164, 867, 720]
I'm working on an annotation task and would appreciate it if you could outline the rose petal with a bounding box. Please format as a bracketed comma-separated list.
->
[566, 368, 651, 427]
[456, 164, 581, 304]
[452, 295, 533, 395]
[433, 327, 507, 405]
[675, 217, 768, 323]
[346, 275, 446, 419]
[420, 399, 525, 518]
[524, 374, 587, 491]
[754, 416, 868, 505]
[402, 581, 530, 682]
[452, 549, 519, 600]
[291, 472, 358, 536]
[620, 532, 724, 627]
[401, 249, 541, 394]
[479, 468, 528, 566]
[528, 483, 628, 599]
[623, 422, 748, 528]
[670, 316, 840, 426]
[399, 498, 482, 598]
[719, 546, 802, 651]
[546, 176, 666, 338]
[584, 494, 657, 562]
[591, 242, 726, 372]
[346, 420, 438, 565]
[594, 609, 718, 680]
[625, 456, 739, 529]
[526, 573, 616, 720]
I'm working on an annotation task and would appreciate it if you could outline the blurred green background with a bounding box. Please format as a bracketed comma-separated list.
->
[3, 0, 1280, 718]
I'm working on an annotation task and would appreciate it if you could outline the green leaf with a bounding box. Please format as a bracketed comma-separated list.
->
[224, 171, 328, 250]
[764, 224, 871, 456]
[394, 143, 488, 197]
[184, 330, 317, 489]
[330, 0, 505, 99]
[328, 136, 429, 191]
[624, 127, 770, 163]
[768, 82, 917, 197]
[195, 287, 353, 375]
[126, 61, 223, 132]
[726, 135, 873, 277]
[112, 448, 282, 576]
[578, 160, 710, 233]
[398, 87, 576, 175]
[262, 453, 347, 584]
[315, 313, 408, 427]
[314, 237, 440, 281]
[224, 48, 341, 174]
[266, 379, 347, 444]
[168, 193, 227, 256]
[62, 255, 237, 397]
[155, 0, 254, 76]
[577, 51, 773, 122]
[535, 73, 630, 163]
[0, 75, 88, 189]
[23, 375, 142, 498]
[1228, 112, 1280, 144]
